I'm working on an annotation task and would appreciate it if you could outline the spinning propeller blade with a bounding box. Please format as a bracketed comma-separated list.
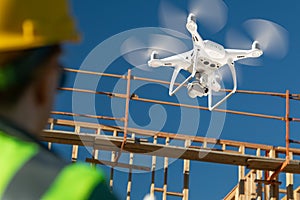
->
[121, 33, 189, 71]
[159, 0, 228, 35]
[121, 37, 153, 71]
[225, 19, 289, 66]
[243, 19, 289, 59]
[188, 0, 228, 34]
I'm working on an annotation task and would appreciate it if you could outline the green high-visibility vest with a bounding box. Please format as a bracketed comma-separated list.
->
[0, 119, 117, 200]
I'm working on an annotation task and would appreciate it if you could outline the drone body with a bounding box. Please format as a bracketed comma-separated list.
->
[148, 14, 263, 110]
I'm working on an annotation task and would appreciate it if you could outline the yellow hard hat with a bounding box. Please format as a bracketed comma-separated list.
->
[0, 0, 80, 52]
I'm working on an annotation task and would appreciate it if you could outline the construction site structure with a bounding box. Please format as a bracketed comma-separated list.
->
[42, 68, 300, 199]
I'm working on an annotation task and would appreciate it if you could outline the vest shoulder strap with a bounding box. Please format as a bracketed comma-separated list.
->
[42, 164, 106, 200]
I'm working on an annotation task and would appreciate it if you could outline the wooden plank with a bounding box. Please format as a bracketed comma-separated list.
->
[41, 130, 95, 146]
[153, 188, 183, 197]
[47, 118, 120, 131]
[85, 158, 150, 171]
[40, 130, 300, 174]
[154, 188, 164, 193]
[223, 185, 237, 200]
[248, 159, 300, 174]
[166, 191, 184, 197]
[46, 119, 300, 156]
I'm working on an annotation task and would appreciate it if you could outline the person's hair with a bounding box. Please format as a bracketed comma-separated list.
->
[0, 45, 61, 108]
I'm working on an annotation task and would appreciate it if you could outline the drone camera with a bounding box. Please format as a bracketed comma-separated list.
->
[187, 81, 208, 98]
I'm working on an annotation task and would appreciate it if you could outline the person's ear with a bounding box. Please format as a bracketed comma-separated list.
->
[33, 66, 59, 107]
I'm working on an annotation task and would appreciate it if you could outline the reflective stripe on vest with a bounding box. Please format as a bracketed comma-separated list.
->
[3, 149, 65, 199]
[42, 164, 105, 200]
[0, 131, 38, 198]
[0, 131, 106, 200]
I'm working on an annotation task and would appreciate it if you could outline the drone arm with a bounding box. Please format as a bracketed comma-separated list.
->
[186, 14, 204, 48]
[191, 31, 204, 49]
[148, 51, 194, 96]
[225, 42, 263, 62]
[148, 51, 192, 68]
[208, 60, 237, 110]
[225, 49, 251, 61]
[148, 54, 192, 96]
[229, 60, 237, 92]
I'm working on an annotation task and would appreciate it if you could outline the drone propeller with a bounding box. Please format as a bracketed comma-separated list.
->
[225, 19, 289, 66]
[159, 0, 228, 35]
[121, 37, 153, 71]
[121, 33, 189, 71]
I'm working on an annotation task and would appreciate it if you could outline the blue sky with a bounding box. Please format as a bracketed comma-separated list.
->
[53, 0, 300, 199]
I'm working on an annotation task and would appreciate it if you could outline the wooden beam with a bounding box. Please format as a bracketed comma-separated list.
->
[248, 159, 300, 174]
[85, 158, 150, 171]
[154, 188, 183, 197]
[40, 130, 300, 174]
[46, 118, 300, 156]
[223, 185, 237, 200]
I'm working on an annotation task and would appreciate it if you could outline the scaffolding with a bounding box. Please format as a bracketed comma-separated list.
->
[42, 68, 300, 199]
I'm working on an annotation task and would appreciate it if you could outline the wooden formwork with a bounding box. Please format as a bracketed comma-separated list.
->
[42, 117, 300, 199]
[42, 68, 300, 199]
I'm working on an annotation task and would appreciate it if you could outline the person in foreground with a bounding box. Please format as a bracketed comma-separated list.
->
[0, 0, 118, 199]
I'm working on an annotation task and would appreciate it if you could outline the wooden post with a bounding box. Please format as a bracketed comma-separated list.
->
[285, 90, 292, 200]
[183, 140, 191, 200]
[150, 136, 157, 196]
[115, 69, 131, 163]
[286, 152, 294, 200]
[122, 69, 131, 148]
[237, 146, 245, 200]
[203, 140, 207, 148]
[250, 170, 256, 199]
[126, 133, 135, 200]
[222, 143, 226, 151]
[47, 121, 54, 150]
[286, 90, 290, 161]
[110, 130, 118, 190]
[256, 149, 263, 200]
[295, 189, 300, 200]
[269, 149, 279, 200]
[244, 173, 249, 198]
[91, 128, 101, 168]
[71, 125, 80, 162]
[163, 137, 170, 200]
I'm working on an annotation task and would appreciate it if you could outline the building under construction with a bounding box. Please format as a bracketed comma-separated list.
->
[42, 68, 300, 199]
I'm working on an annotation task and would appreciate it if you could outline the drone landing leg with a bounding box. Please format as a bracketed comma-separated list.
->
[169, 67, 194, 96]
[208, 60, 237, 111]
[169, 52, 198, 96]
[169, 74, 194, 96]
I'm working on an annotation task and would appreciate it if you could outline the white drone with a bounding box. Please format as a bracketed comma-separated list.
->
[148, 14, 263, 110]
